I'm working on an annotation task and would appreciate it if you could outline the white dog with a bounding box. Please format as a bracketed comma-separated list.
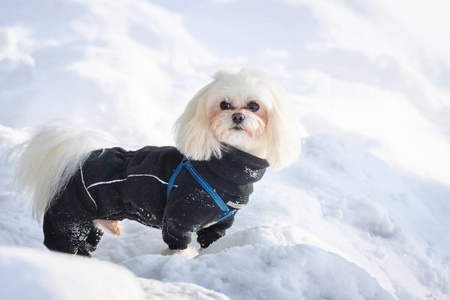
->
[15, 68, 301, 257]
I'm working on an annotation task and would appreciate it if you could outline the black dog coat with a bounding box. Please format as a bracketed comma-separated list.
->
[42, 145, 269, 255]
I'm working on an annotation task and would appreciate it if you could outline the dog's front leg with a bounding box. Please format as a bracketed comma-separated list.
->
[161, 215, 193, 251]
[196, 213, 236, 248]
[160, 218, 200, 258]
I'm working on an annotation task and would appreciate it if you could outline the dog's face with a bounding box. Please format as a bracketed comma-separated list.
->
[209, 98, 267, 150]
[174, 68, 301, 170]
[206, 87, 270, 157]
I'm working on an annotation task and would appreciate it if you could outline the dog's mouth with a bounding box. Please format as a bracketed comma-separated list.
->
[231, 126, 244, 131]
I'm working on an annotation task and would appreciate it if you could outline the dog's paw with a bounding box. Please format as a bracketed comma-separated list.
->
[161, 246, 199, 259]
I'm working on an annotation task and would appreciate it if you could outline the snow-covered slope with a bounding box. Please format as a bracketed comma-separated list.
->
[0, 246, 228, 300]
[1, 0, 450, 299]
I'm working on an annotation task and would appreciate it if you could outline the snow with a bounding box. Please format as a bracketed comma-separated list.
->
[1, 0, 450, 299]
[0, 246, 227, 300]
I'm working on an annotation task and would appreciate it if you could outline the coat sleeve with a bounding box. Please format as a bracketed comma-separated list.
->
[161, 211, 192, 250]
[161, 187, 210, 250]
[196, 213, 236, 248]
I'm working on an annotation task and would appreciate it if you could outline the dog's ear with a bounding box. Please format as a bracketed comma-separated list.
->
[174, 83, 222, 161]
[265, 84, 302, 170]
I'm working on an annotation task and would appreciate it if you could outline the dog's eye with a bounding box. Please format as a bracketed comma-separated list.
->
[247, 102, 260, 112]
[220, 101, 231, 110]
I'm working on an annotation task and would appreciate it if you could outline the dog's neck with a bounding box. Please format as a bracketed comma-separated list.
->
[208, 144, 270, 184]
[222, 139, 268, 161]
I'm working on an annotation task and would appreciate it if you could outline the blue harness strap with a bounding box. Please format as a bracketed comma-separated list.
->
[167, 157, 236, 231]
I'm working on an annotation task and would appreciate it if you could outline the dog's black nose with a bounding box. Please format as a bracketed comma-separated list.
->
[232, 112, 245, 124]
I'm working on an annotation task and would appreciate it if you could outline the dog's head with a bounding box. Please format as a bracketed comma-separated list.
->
[174, 68, 301, 170]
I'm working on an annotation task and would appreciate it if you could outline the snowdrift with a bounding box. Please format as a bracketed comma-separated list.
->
[0, 246, 228, 300]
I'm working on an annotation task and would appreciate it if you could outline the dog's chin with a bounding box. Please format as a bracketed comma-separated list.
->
[215, 128, 267, 158]
[220, 128, 251, 146]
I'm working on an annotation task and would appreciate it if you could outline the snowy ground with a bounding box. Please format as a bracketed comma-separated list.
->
[1, 0, 450, 299]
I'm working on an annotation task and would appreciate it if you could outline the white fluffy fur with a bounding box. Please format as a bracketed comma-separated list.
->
[15, 68, 301, 224]
[15, 124, 112, 220]
[174, 68, 301, 170]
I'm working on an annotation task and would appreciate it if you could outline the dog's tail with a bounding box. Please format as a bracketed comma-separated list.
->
[14, 124, 112, 221]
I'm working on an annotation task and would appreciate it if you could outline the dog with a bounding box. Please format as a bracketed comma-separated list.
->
[15, 68, 301, 257]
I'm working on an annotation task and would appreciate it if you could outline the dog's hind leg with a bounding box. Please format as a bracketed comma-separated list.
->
[43, 209, 96, 256]
[77, 226, 104, 257]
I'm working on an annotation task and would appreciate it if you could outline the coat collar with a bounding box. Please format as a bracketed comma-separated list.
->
[201, 144, 269, 185]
